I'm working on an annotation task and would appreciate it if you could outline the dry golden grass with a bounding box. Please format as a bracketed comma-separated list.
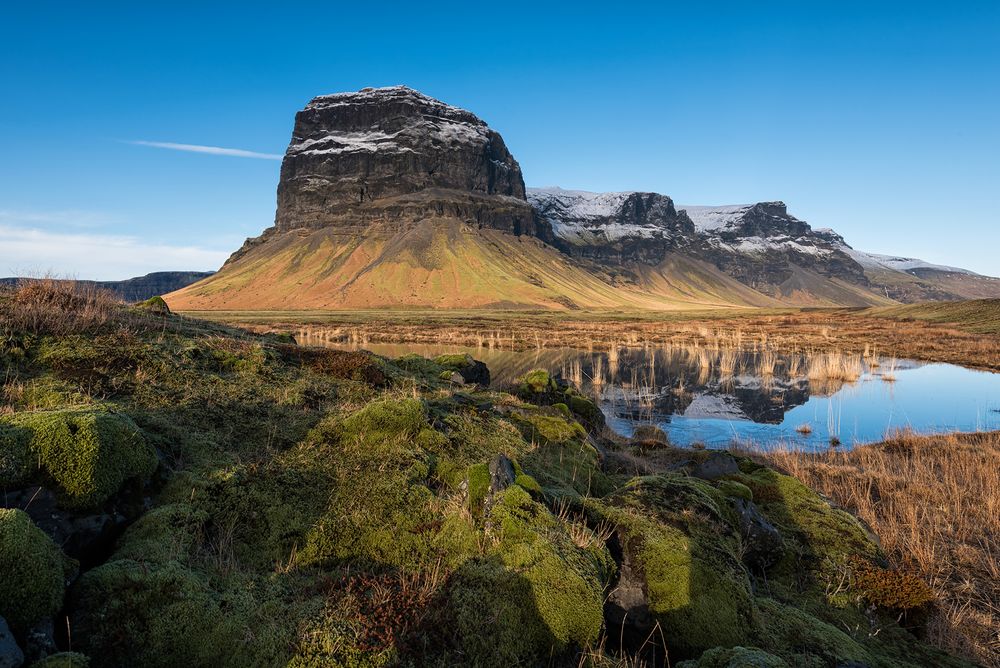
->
[220, 306, 1000, 372]
[0, 277, 124, 335]
[744, 431, 1000, 666]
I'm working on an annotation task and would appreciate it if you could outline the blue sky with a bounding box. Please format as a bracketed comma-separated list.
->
[1, 1, 998, 279]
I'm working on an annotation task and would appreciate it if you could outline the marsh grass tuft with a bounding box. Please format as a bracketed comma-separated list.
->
[740, 430, 1000, 666]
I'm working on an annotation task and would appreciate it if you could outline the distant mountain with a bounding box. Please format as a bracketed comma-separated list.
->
[1, 271, 214, 303]
[165, 86, 998, 311]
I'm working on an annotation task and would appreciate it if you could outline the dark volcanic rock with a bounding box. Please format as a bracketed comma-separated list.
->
[529, 188, 871, 296]
[266, 86, 547, 242]
[528, 188, 695, 263]
[733, 498, 783, 570]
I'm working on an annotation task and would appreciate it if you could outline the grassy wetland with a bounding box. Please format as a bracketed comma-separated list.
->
[2, 283, 998, 667]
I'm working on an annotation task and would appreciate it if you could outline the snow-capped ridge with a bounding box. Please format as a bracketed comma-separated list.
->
[842, 249, 978, 275]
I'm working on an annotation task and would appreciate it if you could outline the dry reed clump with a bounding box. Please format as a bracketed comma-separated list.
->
[741, 431, 1000, 666]
[1, 278, 125, 336]
[259, 302, 1000, 373]
[806, 350, 863, 382]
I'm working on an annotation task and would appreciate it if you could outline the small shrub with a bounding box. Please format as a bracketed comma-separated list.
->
[850, 557, 935, 611]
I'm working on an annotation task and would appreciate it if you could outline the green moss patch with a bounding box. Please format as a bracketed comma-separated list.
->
[595, 475, 755, 656]
[0, 420, 35, 486]
[0, 508, 72, 630]
[4, 408, 157, 508]
[446, 486, 606, 665]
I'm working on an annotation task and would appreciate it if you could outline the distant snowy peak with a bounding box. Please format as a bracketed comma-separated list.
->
[527, 187, 689, 245]
[527, 187, 639, 221]
[843, 249, 978, 276]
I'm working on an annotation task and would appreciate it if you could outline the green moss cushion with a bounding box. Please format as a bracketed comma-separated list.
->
[0, 421, 35, 486]
[0, 508, 71, 630]
[3, 408, 157, 509]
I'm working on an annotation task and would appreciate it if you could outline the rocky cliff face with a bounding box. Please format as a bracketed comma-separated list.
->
[527, 188, 694, 264]
[530, 189, 869, 295]
[682, 202, 869, 290]
[268, 86, 544, 240]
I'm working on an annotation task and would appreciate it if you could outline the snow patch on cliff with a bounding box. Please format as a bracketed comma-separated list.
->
[843, 248, 976, 275]
[679, 204, 753, 232]
[528, 187, 671, 244]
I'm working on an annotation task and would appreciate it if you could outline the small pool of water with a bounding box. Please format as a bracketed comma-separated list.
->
[319, 341, 1000, 450]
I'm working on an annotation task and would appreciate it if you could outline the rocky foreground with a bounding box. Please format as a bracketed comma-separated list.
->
[0, 284, 973, 667]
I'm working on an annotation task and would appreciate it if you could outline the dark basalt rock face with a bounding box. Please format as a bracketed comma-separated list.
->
[268, 86, 546, 241]
[530, 188, 869, 293]
[688, 204, 869, 289]
[528, 188, 695, 264]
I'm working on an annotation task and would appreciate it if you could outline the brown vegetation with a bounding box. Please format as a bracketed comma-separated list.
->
[743, 431, 1000, 666]
[204, 302, 1000, 371]
[1, 277, 125, 336]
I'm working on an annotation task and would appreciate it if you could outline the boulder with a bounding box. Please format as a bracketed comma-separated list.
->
[488, 454, 516, 495]
[690, 452, 740, 480]
[733, 498, 783, 570]
[0, 616, 23, 668]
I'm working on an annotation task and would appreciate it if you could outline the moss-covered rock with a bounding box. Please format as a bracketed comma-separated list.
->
[446, 486, 606, 664]
[717, 479, 754, 502]
[728, 465, 881, 601]
[433, 353, 474, 369]
[522, 369, 555, 394]
[0, 420, 35, 486]
[677, 646, 788, 668]
[135, 295, 170, 315]
[3, 408, 157, 509]
[73, 560, 236, 668]
[754, 597, 874, 667]
[594, 475, 756, 657]
[516, 370, 606, 433]
[29, 652, 92, 668]
[0, 508, 72, 630]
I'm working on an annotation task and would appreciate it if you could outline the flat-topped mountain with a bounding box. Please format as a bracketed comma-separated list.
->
[273, 85, 542, 237]
[167, 86, 999, 310]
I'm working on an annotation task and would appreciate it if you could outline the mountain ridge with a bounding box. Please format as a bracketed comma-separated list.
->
[166, 86, 998, 311]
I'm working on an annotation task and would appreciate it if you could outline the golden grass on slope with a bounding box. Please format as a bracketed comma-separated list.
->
[868, 298, 1000, 335]
[745, 431, 1000, 667]
[166, 220, 783, 312]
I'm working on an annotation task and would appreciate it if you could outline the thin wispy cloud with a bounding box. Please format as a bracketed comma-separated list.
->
[0, 209, 110, 228]
[0, 224, 229, 281]
[128, 140, 282, 160]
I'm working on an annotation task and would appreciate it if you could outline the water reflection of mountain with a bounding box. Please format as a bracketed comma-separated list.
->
[327, 342, 823, 426]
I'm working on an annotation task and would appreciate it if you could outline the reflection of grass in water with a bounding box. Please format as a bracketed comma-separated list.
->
[758, 349, 778, 376]
[882, 357, 898, 382]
